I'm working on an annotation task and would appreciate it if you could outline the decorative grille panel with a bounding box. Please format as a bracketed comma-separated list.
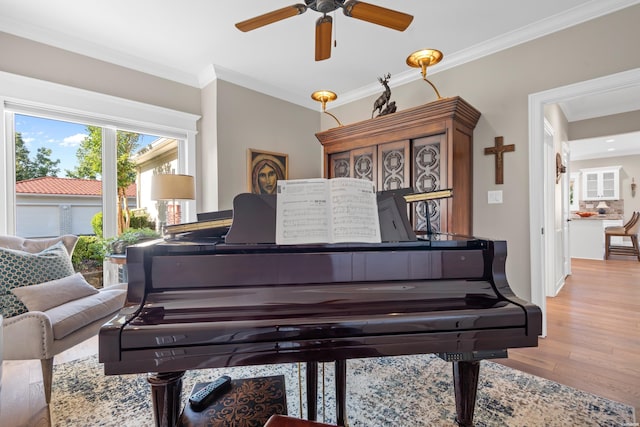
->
[413, 141, 441, 232]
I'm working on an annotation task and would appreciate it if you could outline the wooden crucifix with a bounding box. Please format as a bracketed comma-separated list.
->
[484, 136, 515, 185]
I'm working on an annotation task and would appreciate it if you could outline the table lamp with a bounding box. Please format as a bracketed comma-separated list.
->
[596, 201, 608, 214]
[151, 174, 195, 226]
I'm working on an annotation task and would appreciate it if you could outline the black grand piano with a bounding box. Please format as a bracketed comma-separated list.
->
[99, 192, 542, 427]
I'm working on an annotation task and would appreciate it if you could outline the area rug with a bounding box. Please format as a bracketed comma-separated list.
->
[51, 353, 635, 427]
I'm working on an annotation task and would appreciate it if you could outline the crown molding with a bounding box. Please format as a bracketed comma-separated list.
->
[210, 65, 319, 110]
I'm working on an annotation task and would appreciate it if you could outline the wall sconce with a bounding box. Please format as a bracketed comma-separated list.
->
[632, 177, 637, 197]
[311, 90, 343, 127]
[406, 48, 444, 100]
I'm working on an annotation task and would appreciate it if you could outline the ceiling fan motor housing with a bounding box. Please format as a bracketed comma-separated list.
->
[307, 0, 344, 14]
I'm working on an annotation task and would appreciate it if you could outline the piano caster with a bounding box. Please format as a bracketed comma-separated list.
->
[147, 371, 185, 427]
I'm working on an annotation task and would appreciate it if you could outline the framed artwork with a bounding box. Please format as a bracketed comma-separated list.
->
[247, 149, 289, 194]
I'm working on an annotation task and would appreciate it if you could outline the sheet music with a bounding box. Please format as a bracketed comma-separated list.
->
[275, 178, 381, 245]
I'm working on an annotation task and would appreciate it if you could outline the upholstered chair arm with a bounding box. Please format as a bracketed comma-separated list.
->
[2, 311, 54, 360]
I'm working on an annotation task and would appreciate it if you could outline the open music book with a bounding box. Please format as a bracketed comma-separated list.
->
[275, 177, 381, 245]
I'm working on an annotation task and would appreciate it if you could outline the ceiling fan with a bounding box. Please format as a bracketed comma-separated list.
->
[235, 0, 413, 61]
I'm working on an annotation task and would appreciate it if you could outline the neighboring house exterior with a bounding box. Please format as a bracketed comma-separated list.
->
[16, 177, 136, 238]
[132, 137, 179, 227]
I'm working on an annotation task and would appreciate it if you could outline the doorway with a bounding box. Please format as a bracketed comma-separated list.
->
[528, 67, 640, 336]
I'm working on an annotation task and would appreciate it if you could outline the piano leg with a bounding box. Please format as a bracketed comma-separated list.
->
[147, 371, 185, 427]
[306, 361, 318, 421]
[335, 359, 347, 427]
[452, 361, 480, 427]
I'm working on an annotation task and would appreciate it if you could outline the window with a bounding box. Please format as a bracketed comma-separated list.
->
[13, 114, 169, 238]
[1, 72, 200, 238]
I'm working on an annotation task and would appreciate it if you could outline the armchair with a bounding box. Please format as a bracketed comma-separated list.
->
[0, 235, 127, 403]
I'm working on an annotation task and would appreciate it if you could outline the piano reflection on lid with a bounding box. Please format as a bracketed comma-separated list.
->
[99, 190, 541, 427]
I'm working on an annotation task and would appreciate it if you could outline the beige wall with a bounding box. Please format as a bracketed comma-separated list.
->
[215, 80, 322, 210]
[0, 32, 201, 115]
[569, 110, 640, 140]
[325, 5, 640, 300]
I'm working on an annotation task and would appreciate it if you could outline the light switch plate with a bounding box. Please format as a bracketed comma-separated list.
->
[488, 190, 503, 204]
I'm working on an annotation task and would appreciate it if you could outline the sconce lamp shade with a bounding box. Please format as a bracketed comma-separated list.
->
[151, 174, 195, 201]
[311, 90, 343, 127]
[406, 48, 444, 100]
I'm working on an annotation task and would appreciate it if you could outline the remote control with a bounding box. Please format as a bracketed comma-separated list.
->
[188, 375, 232, 412]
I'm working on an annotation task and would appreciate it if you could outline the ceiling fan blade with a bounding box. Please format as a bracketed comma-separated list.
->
[235, 4, 307, 32]
[315, 15, 332, 61]
[342, 1, 413, 31]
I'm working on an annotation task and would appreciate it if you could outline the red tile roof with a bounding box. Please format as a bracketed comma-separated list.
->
[16, 177, 136, 197]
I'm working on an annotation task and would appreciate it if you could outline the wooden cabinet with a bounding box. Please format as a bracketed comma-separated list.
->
[581, 166, 621, 201]
[315, 97, 480, 235]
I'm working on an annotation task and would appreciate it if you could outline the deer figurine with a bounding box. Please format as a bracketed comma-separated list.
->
[371, 73, 391, 118]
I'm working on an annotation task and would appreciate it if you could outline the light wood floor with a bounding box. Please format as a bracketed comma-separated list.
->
[1, 258, 638, 426]
[498, 257, 640, 417]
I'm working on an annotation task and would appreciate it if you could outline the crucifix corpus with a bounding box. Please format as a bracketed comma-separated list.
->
[484, 136, 515, 185]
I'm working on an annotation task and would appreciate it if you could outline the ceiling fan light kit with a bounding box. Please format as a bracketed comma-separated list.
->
[236, 1, 413, 61]
[406, 48, 444, 100]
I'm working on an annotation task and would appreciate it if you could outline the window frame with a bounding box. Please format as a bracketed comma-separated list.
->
[1, 71, 200, 238]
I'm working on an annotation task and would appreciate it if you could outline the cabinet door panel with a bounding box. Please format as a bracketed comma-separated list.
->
[329, 151, 351, 178]
[602, 172, 616, 198]
[412, 134, 447, 233]
[584, 173, 599, 199]
[378, 140, 410, 191]
[351, 146, 377, 183]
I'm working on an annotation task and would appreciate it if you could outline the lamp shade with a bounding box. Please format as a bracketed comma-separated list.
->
[150, 174, 195, 201]
[596, 201, 608, 209]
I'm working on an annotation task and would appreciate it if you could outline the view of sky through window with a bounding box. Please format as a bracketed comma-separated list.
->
[15, 114, 158, 178]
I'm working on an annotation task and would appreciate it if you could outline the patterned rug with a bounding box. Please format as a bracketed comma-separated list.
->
[51, 353, 636, 426]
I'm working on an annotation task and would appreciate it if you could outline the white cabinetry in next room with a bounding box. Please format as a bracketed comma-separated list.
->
[581, 166, 621, 201]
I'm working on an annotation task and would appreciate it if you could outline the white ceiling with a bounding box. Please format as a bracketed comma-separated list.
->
[570, 131, 640, 161]
[2, 0, 639, 111]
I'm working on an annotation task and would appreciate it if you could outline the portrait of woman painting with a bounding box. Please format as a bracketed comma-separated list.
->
[247, 149, 289, 195]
